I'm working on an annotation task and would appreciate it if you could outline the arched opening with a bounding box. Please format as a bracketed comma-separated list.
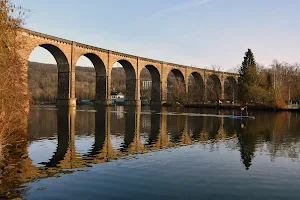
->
[167, 69, 186, 105]
[188, 72, 205, 104]
[224, 77, 238, 103]
[206, 74, 222, 103]
[28, 44, 69, 104]
[111, 60, 136, 104]
[140, 65, 161, 104]
[75, 53, 106, 104]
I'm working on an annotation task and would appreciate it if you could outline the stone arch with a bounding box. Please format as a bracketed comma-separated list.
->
[75, 53, 107, 103]
[167, 69, 186, 104]
[188, 72, 205, 103]
[140, 65, 161, 103]
[28, 44, 71, 103]
[206, 74, 222, 102]
[169, 68, 185, 82]
[37, 44, 70, 72]
[224, 76, 238, 103]
[111, 59, 137, 103]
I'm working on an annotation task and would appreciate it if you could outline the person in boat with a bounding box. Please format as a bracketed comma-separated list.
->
[240, 105, 248, 116]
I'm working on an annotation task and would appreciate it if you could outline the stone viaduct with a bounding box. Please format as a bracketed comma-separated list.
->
[18, 29, 239, 106]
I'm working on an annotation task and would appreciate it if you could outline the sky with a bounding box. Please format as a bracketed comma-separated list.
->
[15, 0, 300, 71]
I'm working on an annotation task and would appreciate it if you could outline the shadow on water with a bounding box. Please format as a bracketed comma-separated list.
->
[0, 106, 300, 198]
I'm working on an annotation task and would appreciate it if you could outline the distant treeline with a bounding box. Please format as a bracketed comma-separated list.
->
[28, 62, 152, 102]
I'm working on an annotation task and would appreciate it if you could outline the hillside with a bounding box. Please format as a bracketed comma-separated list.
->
[28, 62, 151, 102]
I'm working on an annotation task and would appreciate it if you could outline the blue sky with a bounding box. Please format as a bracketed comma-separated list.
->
[16, 0, 300, 71]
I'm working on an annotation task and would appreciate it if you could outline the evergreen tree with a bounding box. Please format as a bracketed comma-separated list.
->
[238, 49, 258, 102]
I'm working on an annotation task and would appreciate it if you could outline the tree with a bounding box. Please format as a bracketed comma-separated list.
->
[238, 49, 258, 102]
[168, 77, 187, 105]
[0, 0, 28, 147]
[188, 76, 204, 104]
[271, 60, 300, 108]
[224, 78, 238, 102]
[206, 75, 222, 103]
[206, 65, 222, 104]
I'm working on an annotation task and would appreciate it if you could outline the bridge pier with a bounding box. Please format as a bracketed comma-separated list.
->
[160, 80, 168, 105]
[221, 77, 225, 100]
[203, 83, 207, 102]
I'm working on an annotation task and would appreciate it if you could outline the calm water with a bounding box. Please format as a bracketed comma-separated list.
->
[1, 106, 300, 199]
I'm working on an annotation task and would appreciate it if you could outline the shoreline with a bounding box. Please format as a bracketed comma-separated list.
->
[30, 103, 300, 112]
[183, 103, 300, 112]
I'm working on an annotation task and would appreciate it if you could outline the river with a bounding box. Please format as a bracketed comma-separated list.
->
[1, 106, 300, 199]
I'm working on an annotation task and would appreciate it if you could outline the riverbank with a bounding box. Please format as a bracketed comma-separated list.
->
[30, 102, 300, 112]
[167, 103, 300, 112]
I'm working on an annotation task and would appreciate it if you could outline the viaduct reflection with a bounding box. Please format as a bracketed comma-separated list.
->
[56, 108, 300, 170]
[27, 107, 299, 172]
[40, 107, 255, 170]
[5, 108, 300, 176]
[2, 108, 300, 198]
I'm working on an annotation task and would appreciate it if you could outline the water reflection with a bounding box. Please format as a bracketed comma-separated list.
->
[26, 107, 300, 170]
[1, 106, 300, 198]
[44, 108, 76, 168]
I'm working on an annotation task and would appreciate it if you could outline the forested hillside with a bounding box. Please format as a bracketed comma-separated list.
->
[28, 62, 151, 102]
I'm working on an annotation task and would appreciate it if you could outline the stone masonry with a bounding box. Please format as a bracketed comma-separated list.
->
[18, 29, 239, 107]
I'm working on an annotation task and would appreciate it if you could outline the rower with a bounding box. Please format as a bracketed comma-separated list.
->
[240, 105, 248, 116]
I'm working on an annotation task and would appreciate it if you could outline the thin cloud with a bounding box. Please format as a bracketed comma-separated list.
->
[147, 0, 213, 20]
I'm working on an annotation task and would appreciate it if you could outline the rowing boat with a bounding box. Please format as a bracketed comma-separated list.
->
[228, 115, 255, 119]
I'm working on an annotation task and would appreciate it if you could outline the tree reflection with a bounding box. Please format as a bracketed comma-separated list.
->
[237, 122, 256, 170]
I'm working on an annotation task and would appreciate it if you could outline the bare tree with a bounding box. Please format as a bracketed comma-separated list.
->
[168, 77, 187, 105]
[206, 65, 222, 104]
[0, 1, 29, 146]
[271, 60, 300, 107]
